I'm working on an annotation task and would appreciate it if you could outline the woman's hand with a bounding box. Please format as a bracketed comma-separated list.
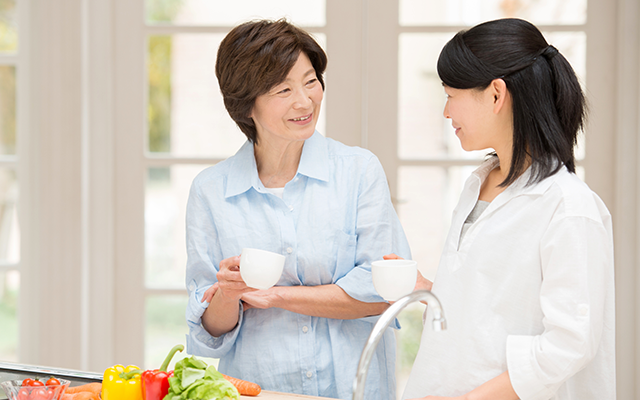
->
[241, 287, 284, 310]
[201, 255, 257, 337]
[408, 396, 466, 400]
[201, 282, 219, 303]
[215, 255, 256, 302]
[383, 253, 403, 260]
[415, 270, 433, 292]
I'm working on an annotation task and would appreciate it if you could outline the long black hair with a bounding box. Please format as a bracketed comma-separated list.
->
[437, 18, 586, 186]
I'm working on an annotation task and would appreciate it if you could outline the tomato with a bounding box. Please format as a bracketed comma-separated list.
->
[17, 388, 30, 400]
[21, 378, 34, 387]
[29, 387, 49, 400]
[45, 377, 60, 387]
[30, 380, 45, 387]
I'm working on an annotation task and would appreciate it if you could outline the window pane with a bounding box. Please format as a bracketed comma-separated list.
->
[400, 0, 586, 26]
[146, 0, 326, 27]
[147, 34, 244, 157]
[0, 168, 19, 263]
[397, 165, 479, 281]
[145, 165, 209, 289]
[0, 0, 17, 53]
[398, 33, 485, 160]
[145, 295, 219, 369]
[0, 270, 18, 361]
[0, 66, 16, 155]
[147, 33, 327, 158]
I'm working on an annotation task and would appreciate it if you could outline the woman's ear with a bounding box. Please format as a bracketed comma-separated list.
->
[491, 78, 510, 114]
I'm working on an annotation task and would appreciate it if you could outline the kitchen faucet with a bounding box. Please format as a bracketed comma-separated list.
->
[352, 290, 447, 400]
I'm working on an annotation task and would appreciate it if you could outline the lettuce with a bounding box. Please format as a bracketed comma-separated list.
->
[164, 356, 240, 400]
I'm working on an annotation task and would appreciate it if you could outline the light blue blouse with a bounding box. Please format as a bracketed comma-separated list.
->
[185, 132, 411, 400]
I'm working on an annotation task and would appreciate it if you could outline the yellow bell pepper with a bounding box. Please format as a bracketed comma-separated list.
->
[102, 364, 143, 400]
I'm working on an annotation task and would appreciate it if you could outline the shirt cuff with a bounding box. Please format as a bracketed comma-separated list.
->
[506, 335, 557, 400]
[335, 265, 385, 303]
[185, 286, 244, 358]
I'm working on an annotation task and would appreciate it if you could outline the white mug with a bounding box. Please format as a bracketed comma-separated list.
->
[240, 248, 286, 290]
[371, 259, 417, 301]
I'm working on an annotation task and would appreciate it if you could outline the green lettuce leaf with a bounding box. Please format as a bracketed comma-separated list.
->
[163, 355, 240, 400]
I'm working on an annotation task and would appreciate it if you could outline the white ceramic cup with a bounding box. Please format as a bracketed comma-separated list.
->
[240, 248, 286, 290]
[371, 259, 418, 301]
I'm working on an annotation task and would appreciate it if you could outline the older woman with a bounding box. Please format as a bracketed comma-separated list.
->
[184, 19, 410, 400]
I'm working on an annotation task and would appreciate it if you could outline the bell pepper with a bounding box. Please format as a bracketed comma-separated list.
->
[141, 344, 185, 400]
[102, 364, 143, 400]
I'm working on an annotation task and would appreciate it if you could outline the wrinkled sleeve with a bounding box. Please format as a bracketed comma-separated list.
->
[506, 215, 613, 400]
[335, 155, 412, 304]
[184, 178, 242, 358]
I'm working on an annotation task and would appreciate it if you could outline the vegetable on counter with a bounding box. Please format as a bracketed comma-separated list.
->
[14, 376, 68, 400]
[220, 374, 261, 396]
[101, 364, 143, 400]
[61, 382, 102, 400]
[164, 356, 239, 400]
[61, 392, 99, 400]
[141, 344, 184, 400]
[64, 383, 102, 395]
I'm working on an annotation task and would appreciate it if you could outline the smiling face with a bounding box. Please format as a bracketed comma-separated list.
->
[443, 85, 502, 152]
[250, 52, 323, 146]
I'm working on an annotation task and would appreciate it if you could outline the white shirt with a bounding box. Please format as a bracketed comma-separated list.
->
[402, 158, 616, 400]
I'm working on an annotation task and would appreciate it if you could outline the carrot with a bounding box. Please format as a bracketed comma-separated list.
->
[61, 392, 100, 400]
[221, 373, 261, 396]
[64, 382, 102, 395]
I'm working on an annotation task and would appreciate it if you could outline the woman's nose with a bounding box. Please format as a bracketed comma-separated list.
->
[292, 89, 312, 109]
[443, 102, 450, 119]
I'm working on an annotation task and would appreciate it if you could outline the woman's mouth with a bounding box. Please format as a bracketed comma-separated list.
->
[290, 114, 312, 123]
[289, 113, 313, 125]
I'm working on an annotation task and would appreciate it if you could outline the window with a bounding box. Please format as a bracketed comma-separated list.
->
[0, 0, 20, 363]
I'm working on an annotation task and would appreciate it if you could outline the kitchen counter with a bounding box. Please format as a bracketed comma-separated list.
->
[242, 391, 334, 399]
[1, 362, 337, 400]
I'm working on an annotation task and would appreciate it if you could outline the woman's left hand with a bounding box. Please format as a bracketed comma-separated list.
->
[408, 397, 466, 400]
[241, 287, 283, 310]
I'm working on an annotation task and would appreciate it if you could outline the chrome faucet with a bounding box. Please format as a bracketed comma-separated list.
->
[352, 290, 447, 400]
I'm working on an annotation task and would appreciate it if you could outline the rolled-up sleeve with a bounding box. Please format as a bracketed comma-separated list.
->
[185, 178, 244, 358]
[507, 215, 611, 400]
[335, 155, 411, 303]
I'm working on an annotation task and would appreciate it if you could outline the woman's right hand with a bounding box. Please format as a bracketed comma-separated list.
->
[215, 255, 255, 302]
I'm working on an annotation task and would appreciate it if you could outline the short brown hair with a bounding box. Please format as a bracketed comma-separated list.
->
[215, 19, 328, 143]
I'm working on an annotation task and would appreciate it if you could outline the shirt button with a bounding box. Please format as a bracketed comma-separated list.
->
[302, 326, 309, 333]
[578, 305, 589, 316]
[286, 247, 293, 254]
[306, 371, 313, 378]
[288, 205, 294, 211]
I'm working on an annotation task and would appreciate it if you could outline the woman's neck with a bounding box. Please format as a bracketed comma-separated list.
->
[254, 139, 304, 188]
[479, 143, 531, 202]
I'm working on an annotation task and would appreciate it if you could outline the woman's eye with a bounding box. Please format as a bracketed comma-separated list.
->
[306, 78, 318, 86]
[277, 88, 290, 94]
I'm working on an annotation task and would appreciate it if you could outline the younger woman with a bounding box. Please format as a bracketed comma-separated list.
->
[403, 18, 615, 400]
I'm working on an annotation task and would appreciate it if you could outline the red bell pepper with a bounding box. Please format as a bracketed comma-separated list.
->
[141, 344, 185, 400]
